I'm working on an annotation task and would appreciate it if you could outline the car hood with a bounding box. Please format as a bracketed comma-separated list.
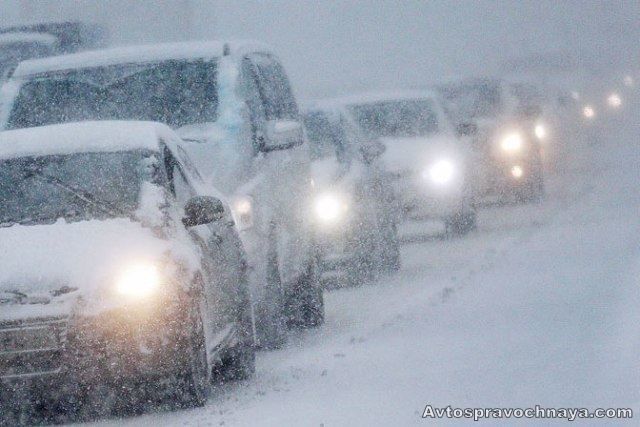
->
[378, 135, 465, 174]
[0, 218, 196, 317]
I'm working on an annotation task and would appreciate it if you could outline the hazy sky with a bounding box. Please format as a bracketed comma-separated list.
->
[1, 0, 638, 99]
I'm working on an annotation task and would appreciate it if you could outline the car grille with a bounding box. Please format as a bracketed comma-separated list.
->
[0, 317, 68, 380]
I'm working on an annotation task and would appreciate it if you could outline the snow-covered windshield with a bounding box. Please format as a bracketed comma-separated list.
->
[349, 99, 439, 138]
[439, 81, 503, 122]
[302, 111, 348, 161]
[6, 59, 218, 130]
[0, 150, 156, 226]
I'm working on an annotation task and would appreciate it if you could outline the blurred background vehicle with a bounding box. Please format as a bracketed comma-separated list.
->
[438, 78, 545, 203]
[0, 21, 106, 81]
[340, 91, 479, 236]
[302, 101, 400, 288]
[0, 40, 324, 350]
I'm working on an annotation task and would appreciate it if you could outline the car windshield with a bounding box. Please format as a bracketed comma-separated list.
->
[6, 59, 218, 130]
[349, 99, 439, 138]
[0, 150, 158, 226]
[302, 111, 348, 161]
[439, 81, 503, 122]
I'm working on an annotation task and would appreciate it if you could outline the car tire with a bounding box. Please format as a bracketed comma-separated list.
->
[380, 222, 401, 272]
[286, 257, 325, 329]
[445, 208, 477, 236]
[174, 299, 210, 408]
[215, 341, 256, 382]
[255, 242, 288, 350]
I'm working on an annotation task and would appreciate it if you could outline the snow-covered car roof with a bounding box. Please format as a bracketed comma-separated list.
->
[0, 120, 179, 160]
[12, 39, 273, 77]
[0, 32, 58, 47]
[331, 90, 442, 107]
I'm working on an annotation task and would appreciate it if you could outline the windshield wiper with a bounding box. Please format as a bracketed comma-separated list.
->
[23, 168, 131, 219]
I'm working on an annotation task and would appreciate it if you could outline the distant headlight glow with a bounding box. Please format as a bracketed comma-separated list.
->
[500, 132, 524, 153]
[116, 263, 160, 298]
[314, 192, 348, 223]
[607, 92, 622, 109]
[511, 165, 524, 179]
[534, 124, 547, 140]
[426, 159, 456, 184]
[583, 105, 595, 119]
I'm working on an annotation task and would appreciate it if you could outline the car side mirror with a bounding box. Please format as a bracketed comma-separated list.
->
[182, 196, 225, 227]
[456, 122, 478, 137]
[360, 141, 386, 164]
[259, 120, 304, 152]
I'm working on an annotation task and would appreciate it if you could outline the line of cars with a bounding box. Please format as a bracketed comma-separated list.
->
[0, 34, 558, 421]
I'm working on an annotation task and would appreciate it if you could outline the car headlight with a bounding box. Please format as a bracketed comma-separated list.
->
[314, 192, 348, 224]
[425, 159, 455, 184]
[534, 123, 547, 140]
[115, 263, 160, 298]
[510, 165, 524, 179]
[607, 92, 622, 108]
[582, 105, 595, 119]
[500, 132, 524, 153]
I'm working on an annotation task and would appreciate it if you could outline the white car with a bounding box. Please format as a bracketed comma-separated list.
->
[339, 91, 478, 235]
[0, 121, 254, 417]
[303, 102, 401, 287]
[0, 40, 322, 349]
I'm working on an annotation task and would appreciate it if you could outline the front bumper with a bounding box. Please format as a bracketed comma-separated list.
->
[390, 173, 466, 220]
[0, 301, 190, 396]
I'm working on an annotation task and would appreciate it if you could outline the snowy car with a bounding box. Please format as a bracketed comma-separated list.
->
[340, 91, 479, 235]
[302, 103, 401, 287]
[0, 121, 255, 418]
[437, 78, 545, 202]
[0, 40, 323, 349]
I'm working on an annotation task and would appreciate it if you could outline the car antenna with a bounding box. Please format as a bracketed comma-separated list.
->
[223, 43, 230, 56]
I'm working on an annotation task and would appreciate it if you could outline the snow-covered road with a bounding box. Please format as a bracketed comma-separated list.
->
[86, 111, 640, 426]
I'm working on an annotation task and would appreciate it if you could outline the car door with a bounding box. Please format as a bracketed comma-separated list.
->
[247, 53, 312, 285]
[164, 146, 237, 349]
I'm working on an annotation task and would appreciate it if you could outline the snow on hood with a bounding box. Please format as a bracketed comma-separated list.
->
[378, 134, 464, 173]
[0, 218, 197, 308]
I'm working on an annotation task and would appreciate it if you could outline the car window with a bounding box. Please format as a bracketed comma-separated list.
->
[250, 54, 298, 120]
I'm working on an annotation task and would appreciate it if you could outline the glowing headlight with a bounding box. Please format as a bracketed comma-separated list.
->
[511, 165, 524, 179]
[583, 105, 595, 119]
[425, 159, 455, 184]
[534, 124, 547, 140]
[314, 193, 348, 223]
[116, 263, 160, 297]
[500, 133, 524, 153]
[607, 92, 622, 108]
[234, 197, 252, 216]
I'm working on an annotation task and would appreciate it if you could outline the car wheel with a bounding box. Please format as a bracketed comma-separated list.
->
[379, 222, 401, 272]
[255, 243, 288, 350]
[175, 300, 210, 408]
[287, 256, 325, 329]
[445, 208, 477, 236]
[215, 341, 256, 382]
